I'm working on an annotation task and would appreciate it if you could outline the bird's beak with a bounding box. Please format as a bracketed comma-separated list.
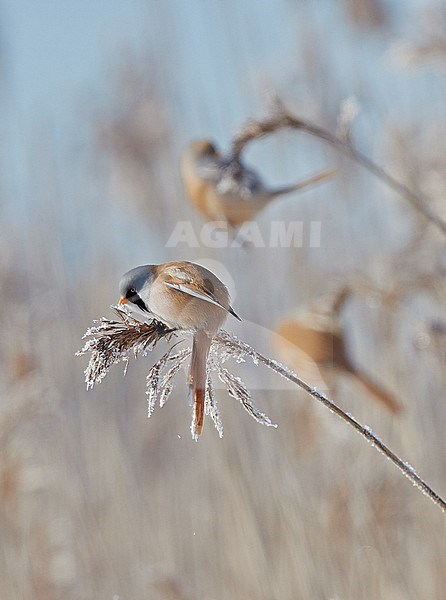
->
[118, 297, 128, 305]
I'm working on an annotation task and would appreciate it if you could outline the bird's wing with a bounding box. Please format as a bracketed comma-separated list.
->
[195, 161, 223, 182]
[216, 161, 267, 199]
[164, 281, 224, 308]
[162, 265, 240, 320]
[163, 281, 241, 320]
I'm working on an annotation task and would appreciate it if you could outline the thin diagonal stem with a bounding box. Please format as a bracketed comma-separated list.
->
[231, 110, 446, 236]
[216, 330, 446, 513]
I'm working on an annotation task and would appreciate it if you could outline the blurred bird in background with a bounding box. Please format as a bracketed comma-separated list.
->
[273, 288, 402, 414]
[180, 139, 335, 227]
[119, 261, 240, 435]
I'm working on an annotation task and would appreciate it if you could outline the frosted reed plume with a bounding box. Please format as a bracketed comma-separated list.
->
[77, 306, 276, 440]
[77, 306, 446, 513]
[76, 307, 175, 388]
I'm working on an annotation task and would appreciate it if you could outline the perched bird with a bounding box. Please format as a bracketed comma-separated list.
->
[119, 261, 240, 434]
[180, 139, 335, 227]
[273, 292, 401, 414]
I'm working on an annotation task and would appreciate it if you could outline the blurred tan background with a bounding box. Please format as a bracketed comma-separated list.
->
[1, 1, 446, 598]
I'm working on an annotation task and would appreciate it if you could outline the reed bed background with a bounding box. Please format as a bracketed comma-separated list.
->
[1, 1, 446, 598]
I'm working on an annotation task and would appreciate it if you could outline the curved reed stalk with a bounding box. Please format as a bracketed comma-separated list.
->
[230, 102, 446, 237]
[216, 330, 446, 513]
[78, 307, 446, 512]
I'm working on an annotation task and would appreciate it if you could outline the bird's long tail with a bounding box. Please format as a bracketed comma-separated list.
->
[269, 168, 336, 198]
[350, 369, 402, 414]
[189, 330, 212, 436]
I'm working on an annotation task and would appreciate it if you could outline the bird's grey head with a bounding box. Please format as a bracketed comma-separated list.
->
[118, 265, 154, 312]
[188, 139, 218, 159]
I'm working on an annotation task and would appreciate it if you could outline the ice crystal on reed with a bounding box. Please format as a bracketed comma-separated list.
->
[145, 347, 190, 417]
[77, 306, 276, 439]
[76, 307, 175, 389]
[205, 376, 223, 438]
[217, 367, 276, 428]
[159, 349, 191, 407]
[76, 305, 446, 512]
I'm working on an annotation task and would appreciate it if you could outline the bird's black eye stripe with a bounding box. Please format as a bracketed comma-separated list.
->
[134, 297, 149, 312]
[124, 287, 149, 312]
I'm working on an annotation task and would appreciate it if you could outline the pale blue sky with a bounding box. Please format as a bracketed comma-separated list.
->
[1, 0, 442, 237]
